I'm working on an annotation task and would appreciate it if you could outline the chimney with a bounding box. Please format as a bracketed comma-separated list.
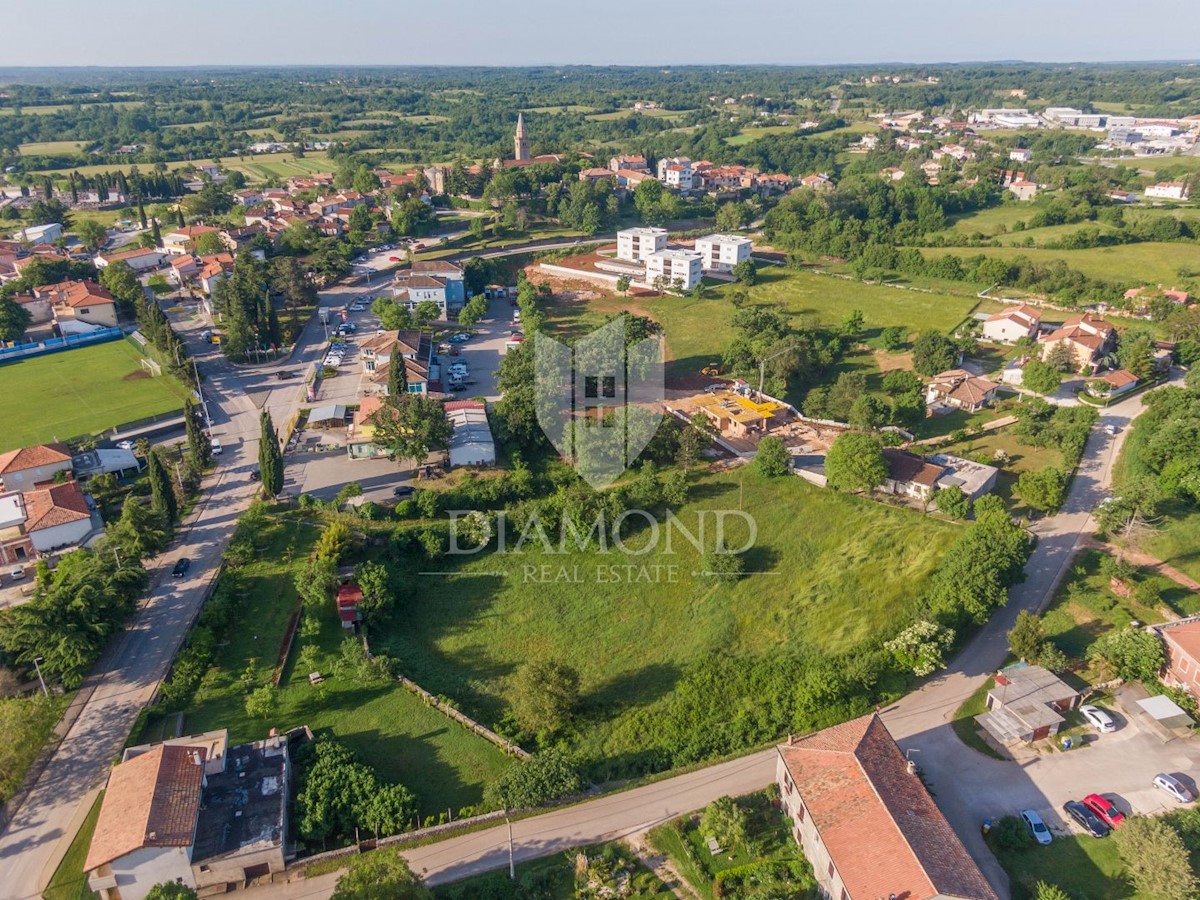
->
[906, 759, 918, 776]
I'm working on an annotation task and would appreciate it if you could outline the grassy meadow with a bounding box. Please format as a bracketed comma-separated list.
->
[922, 242, 1200, 285]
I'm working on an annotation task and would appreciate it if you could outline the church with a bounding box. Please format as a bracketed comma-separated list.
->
[493, 113, 564, 169]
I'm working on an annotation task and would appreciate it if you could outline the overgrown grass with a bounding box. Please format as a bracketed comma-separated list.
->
[377, 468, 956, 766]
[950, 678, 1006, 760]
[0, 693, 67, 806]
[170, 511, 514, 817]
[922, 242, 1200, 286]
[987, 831, 1137, 900]
[1145, 504, 1200, 586]
[42, 792, 103, 900]
[0, 340, 191, 451]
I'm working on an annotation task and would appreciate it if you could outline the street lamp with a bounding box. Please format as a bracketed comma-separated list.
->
[32, 656, 48, 697]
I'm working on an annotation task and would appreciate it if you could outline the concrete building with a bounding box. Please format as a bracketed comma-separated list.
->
[615, 227, 668, 263]
[0, 443, 74, 491]
[777, 714, 998, 900]
[656, 157, 694, 190]
[924, 369, 999, 412]
[17, 222, 63, 244]
[694, 234, 752, 273]
[1145, 181, 1190, 201]
[94, 247, 166, 272]
[645, 249, 702, 291]
[446, 401, 496, 468]
[982, 304, 1041, 343]
[975, 663, 1082, 745]
[1156, 617, 1200, 697]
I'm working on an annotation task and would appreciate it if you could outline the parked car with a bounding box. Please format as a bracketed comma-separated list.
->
[447, 382, 469, 392]
[209, 438, 223, 456]
[275, 370, 295, 380]
[393, 485, 414, 498]
[1063, 800, 1111, 838]
[171, 558, 191, 578]
[1082, 794, 1126, 828]
[1154, 773, 1195, 803]
[1080, 704, 1116, 733]
[250, 468, 261, 482]
[1021, 809, 1053, 845]
[10, 567, 24, 582]
[116, 439, 136, 451]
[389, 256, 402, 262]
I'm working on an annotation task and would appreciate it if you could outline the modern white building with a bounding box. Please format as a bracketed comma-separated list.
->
[656, 157, 694, 190]
[18, 222, 63, 243]
[645, 249, 702, 291]
[616, 227, 668, 263]
[1145, 181, 1190, 200]
[694, 234, 752, 273]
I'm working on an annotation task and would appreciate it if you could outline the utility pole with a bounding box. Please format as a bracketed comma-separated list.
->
[32, 656, 48, 697]
[757, 343, 798, 398]
[506, 814, 515, 879]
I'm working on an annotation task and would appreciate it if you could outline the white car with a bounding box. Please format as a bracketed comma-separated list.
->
[1021, 809, 1053, 845]
[1080, 704, 1116, 733]
[210, 438, 223, 456]
[116, 439, 136, 451]
[1154, 773, 1194, 803]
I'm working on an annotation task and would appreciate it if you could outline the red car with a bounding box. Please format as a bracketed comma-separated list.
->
[1082, 794, 1126, 828]
[389, 256, 401, 262]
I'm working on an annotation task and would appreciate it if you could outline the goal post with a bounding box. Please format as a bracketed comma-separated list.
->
[140, 357, 162, 377]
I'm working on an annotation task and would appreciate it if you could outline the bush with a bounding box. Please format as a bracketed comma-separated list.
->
[1114, 815, 1198, 900]
[699, 796, 749, 849]
[703, 549, 745, 582]
[484, 748, 582, 811]
[992, 815, 1032, 851]
[755, 435, 790, 477]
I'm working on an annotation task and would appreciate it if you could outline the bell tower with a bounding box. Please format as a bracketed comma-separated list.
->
[514, 112, 530, 162]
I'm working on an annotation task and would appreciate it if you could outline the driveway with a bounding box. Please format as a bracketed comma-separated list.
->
[450, 293, 511, 401]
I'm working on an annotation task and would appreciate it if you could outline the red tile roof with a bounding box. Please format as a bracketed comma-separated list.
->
[85, 744, 206, 871]
[1162, 619, 1200, 668]
[0, 443, 72, 475]
[779, 715, 998, 900]
[23, 481, 91, 531]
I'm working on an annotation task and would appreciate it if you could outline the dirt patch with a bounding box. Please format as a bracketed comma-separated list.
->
[873, 349, 914, 373]
[123, 369, 151, 381]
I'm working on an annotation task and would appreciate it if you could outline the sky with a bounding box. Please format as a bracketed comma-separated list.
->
[2, 0, 1199, 68]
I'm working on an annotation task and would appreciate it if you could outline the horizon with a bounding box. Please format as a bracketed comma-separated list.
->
[2, 0, 1199, 68]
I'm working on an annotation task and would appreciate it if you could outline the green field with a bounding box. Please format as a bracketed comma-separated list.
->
[923, 242, 1200, 285]
[940, 205, 1200, 246]
[18, 140, 86, 156]
[725, 125, 796, 146]
[32, 150, 331, 180]
[0, 101, 142, 117]
[0, 341, 191, 452]
[43, 792, 102, 900]
[1101, 154, 1200, 174]
[586, 108, 690, 122]
[174, 511, 514, 816]
[987, 831, 1138, 900]
[1146, 505, 1200, 585]
[379, 468, 956, 763]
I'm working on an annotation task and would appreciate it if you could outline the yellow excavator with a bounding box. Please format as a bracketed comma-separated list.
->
[700, 362, 721, 377]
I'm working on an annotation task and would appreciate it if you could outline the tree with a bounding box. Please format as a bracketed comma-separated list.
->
[360, 783, 417, 838]
[1044, 341, 1078, 373]
[0, 297, 32, 342]
[703, 549, 744, 582]
[1088, 627, 1165, 681]
[885, 620, 955, 676]
[1033, 884, 1070, 900]
[145, 884, 199, 900]
[106, 495, 168, 560]
[511, 660, 580, 737]
[484, 748, 582, 810]
[880, 326, 906, 351]
[185, 400, 210, 470]
[934, 485, 970, 519]
[1017, 467, 1067, 513]
[1114, 816, 1198, 900]
[245, 684, 276, 719]
[1021, 358, 1062, 396]
[355, 560, 393, 621]
[1118, 331, 1156, 382]
[74, 219, 108, 250]
[912, 331, 958, 376]
[146, 448, 177, 523]
[413, 300, 441, 329]
[258, 410, 284, 497]
[676, 413, 712, 471]
[387, 354, 408, 397]
[824, 432, 888, 493]
[615, 275, 631, 296]
[332, 852, 431, 900]
[755, 435, 790, 477]
[1006, 611, 1068, 670]
[368, 395, 452, 469]
[731, 258, 757, 286]
[700, 796, 749, 849]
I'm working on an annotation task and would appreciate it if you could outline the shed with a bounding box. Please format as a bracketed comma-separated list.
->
[1137, 694, 1193, 730]
[308, 404, 347, 427]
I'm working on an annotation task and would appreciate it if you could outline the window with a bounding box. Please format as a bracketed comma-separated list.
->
[828, 861, 835, 878]
[795, 802, 805, 822]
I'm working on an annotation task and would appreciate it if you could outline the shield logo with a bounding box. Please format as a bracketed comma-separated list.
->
[535, 315, 664, 488]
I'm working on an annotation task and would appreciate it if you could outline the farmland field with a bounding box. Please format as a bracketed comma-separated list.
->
[17, 140, 86, 155]
[33, 150, 331, 180]
[378, 468, 957, 764]
[586, 108, 690, 121]
[922, 242, 1200, 285]
[0, 340, 191, 451]
[725, 125, 796, 146]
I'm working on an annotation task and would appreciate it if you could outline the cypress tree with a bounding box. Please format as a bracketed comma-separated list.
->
[151, 218, 162, 247]
[147, 448, 178, 524]
[388, 353, 408, 397]
[69, 173, 79, 204]
[258, 410, 284, 497]
[185, 400, 210, 470]
[137, 196, 148, 230]
[176, 207, 185, 228]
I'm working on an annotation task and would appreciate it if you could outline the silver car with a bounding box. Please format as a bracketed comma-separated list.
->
[1080, 704, 1116, 733]
[1154, 773, 1194, 803]
[1021, 808, 1053, 845]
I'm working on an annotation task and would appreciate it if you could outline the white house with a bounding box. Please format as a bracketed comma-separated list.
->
[656, 157, 693, 190]
[1145, 181, 1190, 201]
[1009, 148, 1033, 162]
[94, 246, 166, 272]
[23, 481, 94, 552]
[0, 443, 74, 492]
[616, 227, 668, 263]
[694, 234, 752, 273]
[446, 401, 496, 468]
[982, 304, 1041, 343]
[645, 249, 702, 291]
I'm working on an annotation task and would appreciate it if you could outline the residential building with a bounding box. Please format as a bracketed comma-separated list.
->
[346, 396, 387, 459]
[0, 491, 34, 567]
[0, 443, 73, 491]
[1009, 148, 1033, 162]
[1007, 179, 1039, 201]
[982, 304, 1041, 343]
[391, 261, 466, 316]
[34, 280, 119, 330]
[656, 157, 693, 189]
[85, 732, 292, 900]
[161, 225, 221, 256]
[1038, 313, 1116, 372]
[446, 400, 496, 468]
[694, 234, 752, 273]
[928, 453, 999, 500]
[23, 479, 93, 552]
[1157, 617, 1200, 696]
[614, 168, 654, 189]
[609, 154, 649, 173]
[616, 227, 668, 263]
[1145, 181, 1190, 201]
[578, 167, 615, 183]
[336, 582, 363, 628]
[170, 254, 201, 285]
[925, 369, 999, 412]
[798, 173, 834, 191]
[975, 663, 1082, 745]
[359, 330, 433, 394]
[880, 449, 946, 502]
[94, 247, 166, 272]
[777, 714, 998, 900]
[1089, 368, 1139, 398]
[645, 249, 702, 291]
